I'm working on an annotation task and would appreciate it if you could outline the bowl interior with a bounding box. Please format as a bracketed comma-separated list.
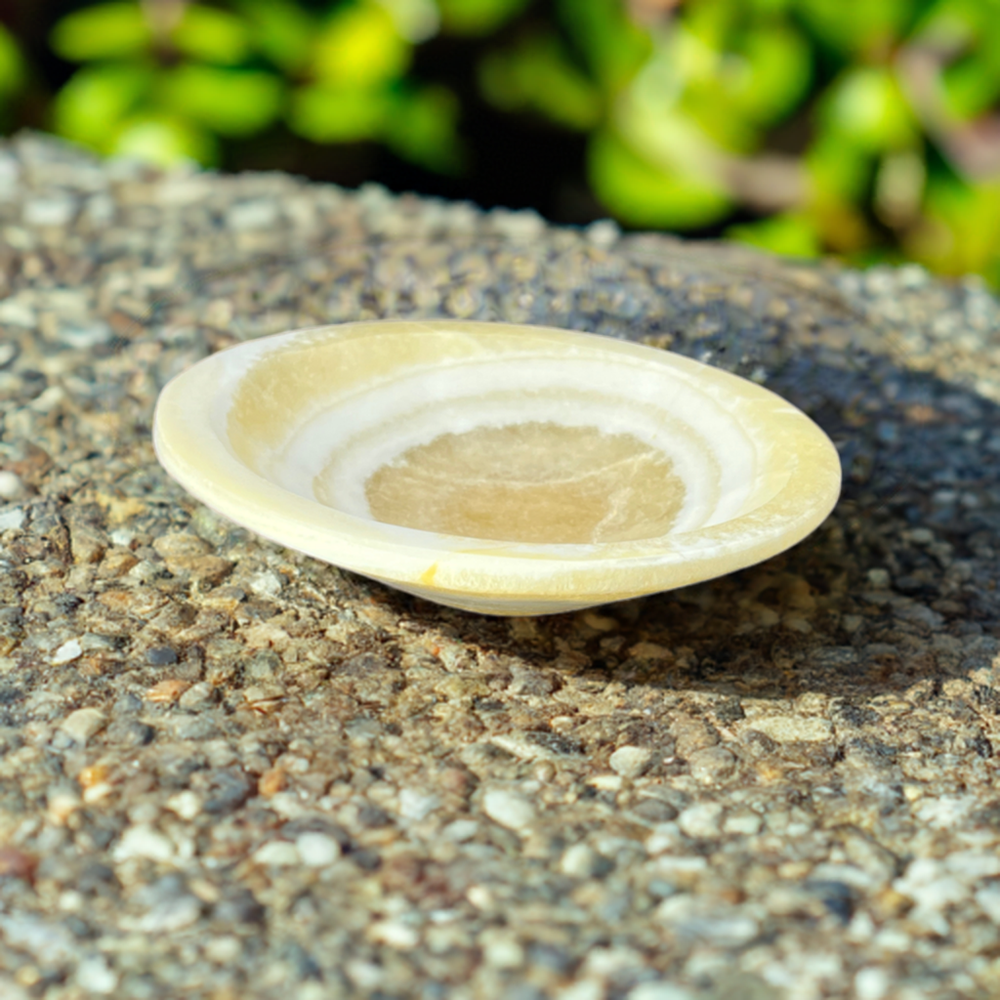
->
[221, 323, 794, 548]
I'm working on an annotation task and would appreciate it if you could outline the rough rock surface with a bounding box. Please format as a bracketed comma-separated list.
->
[0, 132, 999, 1000]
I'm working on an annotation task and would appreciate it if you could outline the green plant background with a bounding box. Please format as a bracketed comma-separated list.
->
[3, 0, 1000, 283]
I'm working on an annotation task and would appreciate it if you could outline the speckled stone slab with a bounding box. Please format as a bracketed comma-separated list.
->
[0, 132, 999, 1000]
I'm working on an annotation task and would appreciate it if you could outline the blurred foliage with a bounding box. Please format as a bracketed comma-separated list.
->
[1, 0, 1000, 282]
[0, 24, 26, 118]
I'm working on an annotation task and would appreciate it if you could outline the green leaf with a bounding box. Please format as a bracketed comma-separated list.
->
[51, 63, 153, 150]
[637, 27, 751, 153]
[436, 0, 529, 36]
[50, 2, 151, 62]
[0, 24, 25, 96]
[385, 86, 464, 172]
[910, 0, 990, 49]
[478, 35, 602, 130]
[795, 0, 914, 56]
[820, 66, 918, 151]
[909, 176, 1000, 278]
[234, 0, 316, 72]
[159, 65, 284, 136]
[735, 25, 812, 124]
[916, 0, 1000, 120]
[379, 0, 440, 43]
[588, 129, 732, 229]
[640, 17, 809, 155]
[289, 83, 391, 142]
[171, 4, 252, 66]
[557, 0, 652, 90]
[311, 2, 411, 87]
[806, 132, 873, 200]
[727, 212, 821, 257]
[616, 70, 728, 178]
[942, 54, 1000, 121]
[113, 115, 217, 166]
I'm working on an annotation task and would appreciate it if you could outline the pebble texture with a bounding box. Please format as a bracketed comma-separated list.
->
[0, 132, 999, 1000]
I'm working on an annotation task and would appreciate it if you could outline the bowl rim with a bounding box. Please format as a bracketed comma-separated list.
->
[153, 320, 842, 603]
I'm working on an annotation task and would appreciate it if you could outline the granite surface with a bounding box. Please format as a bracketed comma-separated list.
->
[0, 132, 999, 1000]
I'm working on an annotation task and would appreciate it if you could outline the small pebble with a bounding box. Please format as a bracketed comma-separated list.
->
[58, 706, 106, 743]
[555, 980, 603, 1000]
[75, 955, 118, 995]
[113, 825, 175, 863]
[105, 719, 155, 747]
[678, 802, 725, 839]
[610, 745, 654, 778]
[0, 298, 34, 326]
[687, 746, 737, 782]
[254, 841, 301, 867]
[399, 788, 440, 821]
[490, 207, 545, 240]
[152, 532, 210, 559]
[0, 508, 25, 531]
[0, 471, 26, 501]
[0, 341, 19, 368]
[479, 929, 523, 967]
[47, 787, 82, 823]
[295, 832, 341, 867]
[722, 812, 762, 836]
[177, 682, 215, 710]
[369, 919, 420, 949]
[51, 638, 83, 665]
[145, 679, 191, 703]
[166, 790, 203, 821]
[227, 199, 280, 231]
[248, 568, 282, 597]
[632, 798, 678, 824]
[627, 984, 694, 1000]
[745, 716, 832, 743]
[145, 646, 178, 666]
[57, 322, 112, 349]
[171, 716, 220, 741]
[842, 614, 864, 633]
[854, 968, 890, 1000]
[23, 194, 77, 226]
[137, 894, 203, 932]
[587, 218, 621, 247]
[559, 843, 607, 879]
[442, 819, 478, 842]
[204, 936, 243, 964]
[0, 847, 38, 881]
[482, 788, 535, 830]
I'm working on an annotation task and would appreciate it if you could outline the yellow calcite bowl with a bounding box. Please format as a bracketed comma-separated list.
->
[153, 320, 842, 615]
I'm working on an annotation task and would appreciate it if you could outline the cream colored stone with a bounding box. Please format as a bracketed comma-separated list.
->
[610, 745, 655, 778]
[745, 715, 833, 743]
[482, 787, 535, 830]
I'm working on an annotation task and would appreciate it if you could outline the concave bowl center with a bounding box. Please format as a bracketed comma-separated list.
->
[353, 420, 687, 545]
[154, 320, 842, 615]
[258, 324, 760, 547]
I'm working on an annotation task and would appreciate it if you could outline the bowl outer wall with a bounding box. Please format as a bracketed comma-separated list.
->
[151, 320, 843, 613]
